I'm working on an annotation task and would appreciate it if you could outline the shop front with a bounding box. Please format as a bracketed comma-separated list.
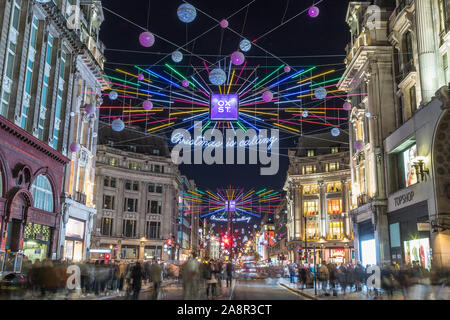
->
[144, 245, 162, 261]
[121, 245, 139, 260]
[63, 218, 85, 262]
[22, 223, 51, 263]
[388, 200, 431, 269]
[358, 221, 376, 267]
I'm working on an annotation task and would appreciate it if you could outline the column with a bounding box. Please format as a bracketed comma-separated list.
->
[293, 184, 302, 240]
[415, 0, 438, 103]
[318, 180, 326, 238]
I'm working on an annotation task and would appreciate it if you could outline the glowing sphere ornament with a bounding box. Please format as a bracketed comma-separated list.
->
[331, 127, 340, 137]
[314, 87, 327, 99]
[354, 140, 364, 151]
[142, 100, 153, 110]
[220, 19, 228, 28]
[171, 50, 183, 63]
[209, 68, 227, 85]
[69, 142, 80, 152]
[308, 6, 320, 18]
[139, 31, 155, 47]
[84, 104, 95, 115]
[177, 3, 197, 23]
[253, 224, 257, 228]
[231, 51, 245, 66]
[284, 65, 291, 73]
[262, 90, 273, 102]
[365, 111, 372, 118]
[108, 91, 118, 100]
[276, 215, 280, 219]
[111, 118, 125, 132]
[261, 221, 264, 225]
[302, 110, 309, 118]
[239, 39, 251, 52]
[343, 101, 352, 111]
[138, 73, 144, 80]
[182, 79, 189, 87]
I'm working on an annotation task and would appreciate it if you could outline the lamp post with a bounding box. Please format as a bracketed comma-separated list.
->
[314, 245, 317, 296]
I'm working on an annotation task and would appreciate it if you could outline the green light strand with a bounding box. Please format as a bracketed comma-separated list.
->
[134, 65, 158, 78]
[309, 76, 343, 87]
[165, 63, 196, 88]
[104, 75, 140, 87]
[254, 64, 284, 88]
[292, 66, 317, 79]
[256, 188, 267, 195]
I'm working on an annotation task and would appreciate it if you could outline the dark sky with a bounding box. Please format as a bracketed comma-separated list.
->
[99, 0, 351, 192]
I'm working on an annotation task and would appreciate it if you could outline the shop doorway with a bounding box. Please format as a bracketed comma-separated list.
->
[360, 239, 377, 267]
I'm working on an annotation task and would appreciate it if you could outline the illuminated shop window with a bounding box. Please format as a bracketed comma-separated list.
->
[302, 184, 319, 194]
[328, 221, 343, 240]
[307, 150, 315, 157]
[30, 175, 53, 212]
[402, 144, 418, 187]
[306, 220, 320, 240]
[325, 162, 340, 172]
[331, 147, 339, 154]
[303, 200, 319, 216]
[326, 181, 342, 193]
[327, 199, 342, 214]
[302, 165, 316, 174]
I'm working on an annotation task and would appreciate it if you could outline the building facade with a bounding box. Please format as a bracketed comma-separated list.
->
[338, 0, 450, 267]
[91, 124, 180, 261]
[0, 0, 106, 271]
[267, 199, 288, 265]
[284, 132, 353, 265]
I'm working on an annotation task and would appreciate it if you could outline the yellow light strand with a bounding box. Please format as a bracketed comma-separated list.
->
[123, 108, 164, 113]
[147, 122, 175, 132]
[239, 110, 279, 117]
[298, 69, 335, 84]
[227, 70, 236, 95]
[169, 109, 209, 116]
[108, 88, 152, 98]
[273, 122, 301, 133]
[115, 68, 152, 83]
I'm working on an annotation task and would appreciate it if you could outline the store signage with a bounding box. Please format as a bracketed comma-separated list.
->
[331, 248, 345, 258]
[394, 191, 414, 207]
[89, 248, 111, 253]
[210, 94, 239, 120]
[210, 215, 251, 223]
[417, 223, 430, 231]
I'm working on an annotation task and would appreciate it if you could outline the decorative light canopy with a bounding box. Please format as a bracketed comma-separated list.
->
[262, 90, 273, 102]
[139, 31, 155, 47]
[172, 50, 183, 63]
[177, 3, 197, 23]
[111, 118, 125, 132]
[209, 68, 227, 85]
[239, 39, 251, 52]
[308, 6, 320, 18]
[231, 51, 245, 66]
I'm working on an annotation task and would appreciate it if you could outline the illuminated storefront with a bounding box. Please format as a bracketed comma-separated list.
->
[63, 218, 85, 262]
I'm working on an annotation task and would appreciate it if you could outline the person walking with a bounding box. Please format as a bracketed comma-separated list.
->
[299, 266, 307, 290]
[182, 253, 200, 300]
[226, 261, 233, 288]
[205, 260, 218, 299]
[288, 261, 296, 284]
[131, 262, 143, 300]
[150, 259, 162, 299]
[318, 263, 330, 295]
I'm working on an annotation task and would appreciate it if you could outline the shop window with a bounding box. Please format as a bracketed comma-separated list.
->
[302, 184, 319, 195]
[156, 184, 163, 193]
[328, 221, 343, 240]
[331, 147, 339, 154]
[326, 181, 342, 193]
[306, 220, 319, 240]
[23, 223, 51, 263]
[124, 198, 138, 212]
[103, 195, 115, 210]
[307, 150, 315, 157]
[302, 165, 316, 174]
[303, 200, 319, 216]
[101, 218, 113, 236]
[65, 218, 85, 239]
[148, 183, 155, 193]
[121, 245, 138, 259]
[108, 157, 118, 166]
[144, 245, 162, 260]
[146, 221, 161, 239]
[402, 144, 418, 187]
[327, 199, 343, 214]
[325, 162, 340, 172]
[128, 161, 141, 171]
[30, 175, 53, 212]
[103, 176, 116, 188]
[123, 219, 137, 238]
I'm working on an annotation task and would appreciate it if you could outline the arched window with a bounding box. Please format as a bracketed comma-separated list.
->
[30, 175, 53, 212]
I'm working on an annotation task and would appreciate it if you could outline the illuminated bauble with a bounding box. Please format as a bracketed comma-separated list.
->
[365, 111, 372, 118]
[177, 3, 197, 23]
[343, 101, 352, 111]
[84, 103, 95, 115]
[331, 127, 340, 137]
[209, 68, 227, 85]
[308, 6, 320, 18]
[171, 50, 183, 63]
[182, 79, 189, 87]
[69, 142, 80, 152]
[138, 73, 144, 80]
[212, 223, 216, 227]
[139, 31, 155, 47]
[276, 215, 280, 219]
[231, 51, 245, 66]
[235, 229, 238, 232]
[109, 91, 118, 100]
[239, 39, 251, 52]
[262, 90, 273, 102]
[253, 225, 257, 228]
[284, 65, 291, 73]
[111, 118, 125, 132]
[261, 221, 264, 225]
[314, 87, 327, 99]
[206, 235, 210, 239]
[354, 140, 364, 151]
[302, 110, 309, 118]
[220, 19, 228, 28]
[142, 100, 153, 110]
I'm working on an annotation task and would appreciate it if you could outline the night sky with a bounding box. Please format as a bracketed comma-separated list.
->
[99, 0, 351, 192]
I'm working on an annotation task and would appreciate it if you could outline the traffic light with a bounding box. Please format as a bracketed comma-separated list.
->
[105, 253, 111, 260]
[297, 248, 303, 257]
[222, 235, 231, 247]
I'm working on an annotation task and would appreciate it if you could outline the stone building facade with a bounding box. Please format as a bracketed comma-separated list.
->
[338, 0, 450, 267]
[284, 132, 353, 265]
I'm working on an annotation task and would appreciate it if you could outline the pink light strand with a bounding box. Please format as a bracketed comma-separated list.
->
[234, 61, 247, 85]
[170, 98, 209, 107]
[203, 61, 210, 74]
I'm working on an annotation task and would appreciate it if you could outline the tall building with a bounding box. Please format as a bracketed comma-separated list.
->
[91, 124, 181, 262]
[338, 0, 450, 267]
[0, 0, 105, 272]
[267, 199, 288, 265]
[284, 132, 353, 265]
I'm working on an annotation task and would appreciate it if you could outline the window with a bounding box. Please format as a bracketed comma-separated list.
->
[302, 184, 319, 195]
[307, 150, 315, 157]
[122, 219, 137, 238]
[156, 184, 163, 193]
[331, 147, 339, 154]
[152, 149, 160, 155]
[146, 221, 161, 239]
[30, 175, 53, 212]
[108, 157, 118, 166]
[132, 181, 139, 191]
[128, 161, 141, 171]
[402, 144, 418, 187]
[325, 162, 340, 172]
[303, 200, 319, 216]
[439, 0, 447, 33]
[38, 34, 54, 140]
[153, 165, 161, 173]
[148, 200, 162, 214]
[404, 31, 413, 64]
[125, 180, 139, 191]
[328, 221, 343, 240]
[302, 165, 316, 174]
[410, 86, 417, 114]
[306, 220, 319, 240]
[124, 198, 138, 212]
[327, 199, 343, 214]
[103, 176, 116, 188]
[148, 183, 155, 193]
[125, 180, 131, 190]
[326, 181, 342, 193]
[66, 218, 85, 239]
[103, 195, 115, 210]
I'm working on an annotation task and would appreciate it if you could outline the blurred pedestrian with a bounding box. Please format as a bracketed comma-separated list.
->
[150, 259, 162, 299]
[131, 262, 143, 300]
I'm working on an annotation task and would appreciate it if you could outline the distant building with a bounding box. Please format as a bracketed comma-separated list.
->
[91, 124, 180, 261]
[284, 132, 353, 265]
[267, 199, 288, 265]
